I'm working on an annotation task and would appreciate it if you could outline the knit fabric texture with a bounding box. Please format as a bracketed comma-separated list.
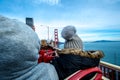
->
[61, 25, 83, 50]
[0, 15, 58, 80]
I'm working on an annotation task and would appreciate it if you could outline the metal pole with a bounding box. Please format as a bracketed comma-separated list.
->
[48, 26, 49, 41]
[40, 25, 49, 41]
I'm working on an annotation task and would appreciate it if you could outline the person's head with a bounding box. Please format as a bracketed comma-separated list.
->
[0, 15, 40, 77]
[41, 39, 47, 47]
[61, 25, 83, 50]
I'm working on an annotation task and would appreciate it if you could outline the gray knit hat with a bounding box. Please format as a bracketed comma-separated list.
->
[61, 25, 83, 50]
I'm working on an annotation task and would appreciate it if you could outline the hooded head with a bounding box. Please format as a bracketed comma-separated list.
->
[61, 25, 83, 50]
[0, 15, 41, 79]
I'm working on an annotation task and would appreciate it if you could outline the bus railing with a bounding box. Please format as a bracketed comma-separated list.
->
[99, 61, 120, 80]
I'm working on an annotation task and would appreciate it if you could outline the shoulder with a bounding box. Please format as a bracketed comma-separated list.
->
[57, 49, 104, 59]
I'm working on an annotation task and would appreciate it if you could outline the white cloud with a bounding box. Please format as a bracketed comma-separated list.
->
[79, 33, 99, 41]
[83, 9, 118, 28]
[33, 0, 61, 5]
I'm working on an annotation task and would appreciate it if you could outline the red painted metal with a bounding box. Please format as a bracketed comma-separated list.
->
[54, 29, 58, 47]
[67, 67, 102, 80]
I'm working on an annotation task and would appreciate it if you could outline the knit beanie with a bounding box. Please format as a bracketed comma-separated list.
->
[61, 25, 83, 50]
[0, 15, 58, 80]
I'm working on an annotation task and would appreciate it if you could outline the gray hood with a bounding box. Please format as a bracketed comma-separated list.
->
[0, 15, 58, 80]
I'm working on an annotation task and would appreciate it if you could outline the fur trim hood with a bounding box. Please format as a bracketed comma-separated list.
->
[57, 48, 104, 59]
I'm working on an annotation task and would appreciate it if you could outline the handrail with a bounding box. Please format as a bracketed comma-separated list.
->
[100, 61, 120, 71]
[99, 61, 120, 80]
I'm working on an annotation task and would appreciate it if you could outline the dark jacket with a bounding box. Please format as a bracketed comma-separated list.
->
[50, 49, 104, 80]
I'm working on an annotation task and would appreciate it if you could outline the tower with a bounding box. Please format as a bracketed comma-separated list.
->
[54, 29, 59, 47]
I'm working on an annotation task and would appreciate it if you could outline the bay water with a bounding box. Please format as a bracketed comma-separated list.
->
[84, 42, 120, 66]
[59, 42, 120, 66]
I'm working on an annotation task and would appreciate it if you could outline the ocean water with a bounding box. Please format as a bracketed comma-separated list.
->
[59, 42, 120, 66]
[84, 42, 120, 66]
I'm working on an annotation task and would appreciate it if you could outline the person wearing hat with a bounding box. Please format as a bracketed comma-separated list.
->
[50, 26, 104, 80]
[61, 25, 83, 50]
[0, 15, 58, 80]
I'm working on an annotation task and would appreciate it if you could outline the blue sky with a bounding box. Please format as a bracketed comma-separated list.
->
[0, 0, 120, 42]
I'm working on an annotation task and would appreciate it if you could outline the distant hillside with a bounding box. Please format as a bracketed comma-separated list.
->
[59, 40, 120, 43]
[92, 40, 120, 43]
